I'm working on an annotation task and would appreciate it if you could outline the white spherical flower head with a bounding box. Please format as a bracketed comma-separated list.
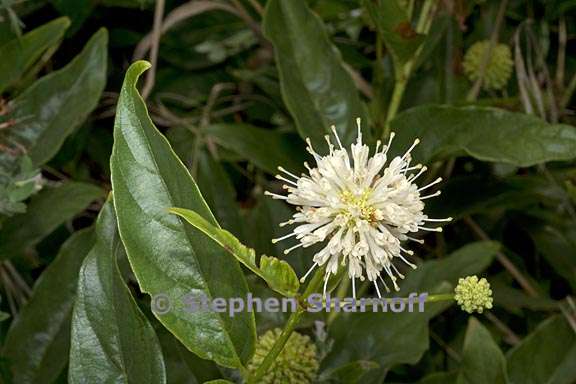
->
[265, 119, 451, 298]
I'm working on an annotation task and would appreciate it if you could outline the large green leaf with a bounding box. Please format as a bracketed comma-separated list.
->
[204, 124, 307, 174]
[110, 61, 256, 368]
[0, 17, 70, 93]
[389, 105, 576, 167]
[2, 228, 94, 384]
[362, 0, 425, 71]
[170, 207, 300, 297]
[0, 181, 103, 259]
[399, 241, 500, 293]
[0, 28, 107, 177]
[69, 200, 166, 383]
[262, 0, 370, 148]
[457, 317, 508, 384]
[507, 315, 576, 384]
[322, 283, 452, 383]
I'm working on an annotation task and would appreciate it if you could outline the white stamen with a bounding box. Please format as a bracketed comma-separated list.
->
[425, 217, 453, 222]
[272, 232, 298, 243]
[300, 262, 318, 283]
[264, 191, 287, 200]
[418, 177, 443, 192]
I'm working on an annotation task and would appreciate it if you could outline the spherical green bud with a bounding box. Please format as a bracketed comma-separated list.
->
[463, 40, 513, 90]
[247, 328, 319, 384]
[454, 275, 493, 314]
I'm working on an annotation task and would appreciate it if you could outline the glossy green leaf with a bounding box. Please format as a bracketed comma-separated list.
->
[0, 17, 70, 93]
[69, 200, 166, 383]
[0, 181, 103, 259]
[399, 241, 500, 293]
[362, 0, 425, 71]
[457, 317, 508, 384]
[110, 61, 255, 368]
[2, 228, 94, 384]
[263, 0, 370, 148]
[169, 207, 300, 297]
[322, 283, 452, 383]
[507, 315, 576, 384]
[0, 28, 107, 177]
[204, 124, 306, 174]
[390, 105, 576, 167]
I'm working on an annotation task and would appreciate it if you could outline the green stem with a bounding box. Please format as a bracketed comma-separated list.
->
[247, 269, 325, 383]
[384, 77, 407, 135]
[383, 0, 436, 137]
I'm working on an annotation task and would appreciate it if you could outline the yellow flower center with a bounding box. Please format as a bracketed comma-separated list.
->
[339, 189, 376, 223]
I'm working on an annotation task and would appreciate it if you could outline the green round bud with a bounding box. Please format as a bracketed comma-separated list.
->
[463, 40, 513, 90]
[454, 275, 493, 314]
[247, 328, 319, 384]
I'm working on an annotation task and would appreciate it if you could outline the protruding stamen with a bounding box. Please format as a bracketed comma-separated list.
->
[399, 245, 414, 255]
[418, 177, 442, 192]
[425, 217, 453, 222]
[279, 219, 294, 227]
[406, 236, 424, 244]
[398, 254, 417, 269]
[420, 190, 442, 200]
[300, 262, 318, 283]
[355, 117, 362, 142]
[284, 243, 304, 254]
[264, 191, 288, 200]
[276, 174, 298, 186]
[378, 275, 391, 292]
[391, 276, 400, 291]
[402, 138, 420, 160]
[418, 226, 443, 232]
[352, 277, 356, 299]
[391, 263, 405, 279]
[278, 166, 299, 180]
[408, 166, 427, 181]
[330, 125, 343, 149]
[374, 280, 382, 298]
[384, 132, 396, 154]
[272, 232, 298, 243]
[323, 272, 330, 298]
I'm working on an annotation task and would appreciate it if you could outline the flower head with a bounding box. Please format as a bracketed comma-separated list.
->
[247, 328, 319, 384]
[463, 40, 513, 90]
[266, 120, 450, 298]
[454, 275, 493, 314]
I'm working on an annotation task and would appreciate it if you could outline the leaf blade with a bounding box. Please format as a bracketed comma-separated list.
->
[110, 61, 256, 368]
[262, 0, 370, 148]
[69, 200, 166, 383]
